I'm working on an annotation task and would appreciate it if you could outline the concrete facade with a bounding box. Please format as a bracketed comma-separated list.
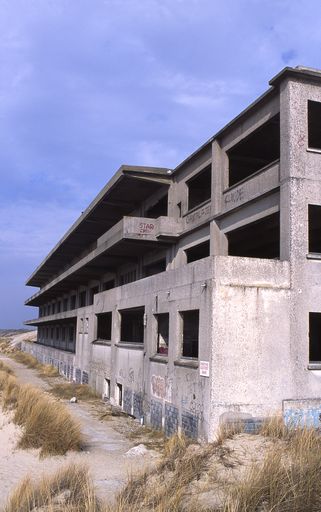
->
[25, 66, 321, 440]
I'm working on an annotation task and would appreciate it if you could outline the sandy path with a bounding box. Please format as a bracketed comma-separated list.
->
[0, 356, 158, 506]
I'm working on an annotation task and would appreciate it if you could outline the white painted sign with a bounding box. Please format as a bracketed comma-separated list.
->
[200, 361, 210, 377]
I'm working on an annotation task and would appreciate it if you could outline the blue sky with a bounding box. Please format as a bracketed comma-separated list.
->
[1, 0, 321, 328]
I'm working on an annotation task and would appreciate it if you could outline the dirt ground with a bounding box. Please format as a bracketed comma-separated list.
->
[0, 355, 161, 506]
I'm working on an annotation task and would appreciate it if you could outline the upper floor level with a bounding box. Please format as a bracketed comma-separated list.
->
[25, 66, 321, 308]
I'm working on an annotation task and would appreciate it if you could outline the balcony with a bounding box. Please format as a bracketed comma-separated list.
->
[25, 215, 181, 307]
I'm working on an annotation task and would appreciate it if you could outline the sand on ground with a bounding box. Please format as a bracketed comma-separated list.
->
[0, 356, 159, 506]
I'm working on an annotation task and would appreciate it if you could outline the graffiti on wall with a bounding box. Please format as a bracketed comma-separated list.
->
[283, 399, 321, 428]
[151, 375, 172, 401]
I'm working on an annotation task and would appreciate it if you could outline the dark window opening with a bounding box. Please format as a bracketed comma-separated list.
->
[120, 269, 137, 285]
[185, 240, 210, 263]
[308, 205, 321, 253]
[63, 298, 68, 312]
[145, 194, 168, 218]
[79, 290, 87, 308]
[97, 312, 112, 341]
[104, 378, 110, 399]
[56, 301, 61, 313]
[143, 259, 166, 277]
[51, 303, 56, 315]
[70, 295, 76, 310]
[181, 310, 199, 358]
[227, 212, 280, 259]
[89, 286, 99, 305]
[309, 313, 321, 363]
[187, 165, 211, 211]
[120, 307, 145, 344]
[55, 327, 59, 340]
[308, 100, 321, 150]
[102, 280, 115, 291]
[156, 313, 169, 355]
[228, 114, 280, 187]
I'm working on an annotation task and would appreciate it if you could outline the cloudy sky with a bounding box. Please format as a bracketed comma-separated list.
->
[1, 0, 321, 328]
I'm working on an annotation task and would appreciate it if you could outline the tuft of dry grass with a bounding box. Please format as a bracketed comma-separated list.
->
[12, 352, 40, 369]
[0, 367, 83, 458]
[110, 433, 210, 512]
[4, 462, 102, 512]
[38, 364, 59, 377]
[50, 382, 100, 401]
[260, 413, 289, 439]
[223, 425, 321, 512]
[216, 421, 245, 446]
[13, 384, 84, 457]
[0, 360, 13, 374]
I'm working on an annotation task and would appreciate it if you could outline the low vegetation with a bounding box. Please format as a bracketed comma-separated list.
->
[12, 351, 40, 369]
[0, 366, 83, 457]
[50, 382, 100, 400]
[3, 463, 100, 512]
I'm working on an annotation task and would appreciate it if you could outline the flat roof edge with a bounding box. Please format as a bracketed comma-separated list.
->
[26, 164, 172, 287]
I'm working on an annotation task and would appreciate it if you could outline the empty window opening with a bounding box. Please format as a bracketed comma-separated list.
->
[68, 325, 75, 351]
[156, 313, 169, 355]
[309, 313, 321, 363]
[308, 205, 321, 253]
[102, 279, 115, 291]
[227, 212, 280, 259]
[145, 194, 168, 218]
[56, 301, 61, 313]
[96, 312, 112, 341]
[228, 115, 280, 187]
[143, 259, 166, 277]
[79, 290, 87, 308]
[187, 166, 212, 211]
[185, 240, 210, 263]
[120, 307, 145, 344]
[63, 298, 68, 312]
[181, 310, 199, 358]
[70, 295, 76, 310]
[89, 286, 99, 305]
[51, 303, 56, 315]
[308, 100, 321, 150]
[120, 269, 137, 285]
[104, 378, 111, 399]
[116, 383, 123, 406]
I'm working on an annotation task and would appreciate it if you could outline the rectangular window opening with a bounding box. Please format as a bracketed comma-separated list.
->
[308, 100, 321, 150]
[70, 295, 76, 310]
[89, 286, 99, 305]
[308, 205, 321, 253]
[96, 312, 112, 341]
[79, 290, 87, 308]
[185, 240, 210, 263]
[309, 313, 321, 363]
[228, 114, 280, 187]
[156, 313, 169, 355]
[187, 165, 211, 211]
[181, 310, 199, 359]
[104, 378, 111, 399]
[227, 212, 280, 259]
[120, 307, 145, 344]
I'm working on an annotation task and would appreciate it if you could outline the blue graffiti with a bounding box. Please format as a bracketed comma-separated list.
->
[284, 407, 321, 428]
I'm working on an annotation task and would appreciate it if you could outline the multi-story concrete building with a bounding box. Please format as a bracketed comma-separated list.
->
[25, 66, 321, 440]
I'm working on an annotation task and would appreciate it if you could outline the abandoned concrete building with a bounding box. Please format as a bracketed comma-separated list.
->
[25, 66, 321, 439]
